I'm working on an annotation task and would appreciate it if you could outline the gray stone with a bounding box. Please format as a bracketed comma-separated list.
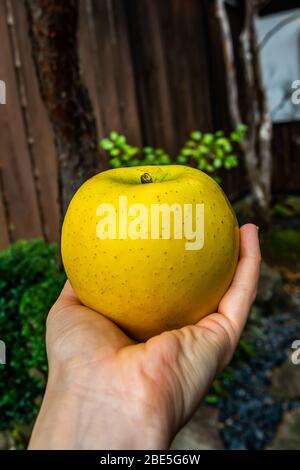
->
[256, 261, 282, 306]
[170, 405, 224, 450]
[284, 196, 300, 217]
[269, 408, 300, 450]
[271, 356, 300, 400]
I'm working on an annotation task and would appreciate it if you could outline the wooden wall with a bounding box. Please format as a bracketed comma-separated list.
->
[0, 0, 299, 250]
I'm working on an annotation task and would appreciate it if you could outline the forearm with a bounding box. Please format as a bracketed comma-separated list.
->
[28, 367, 170, 450]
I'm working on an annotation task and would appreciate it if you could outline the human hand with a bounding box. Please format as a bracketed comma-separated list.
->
[29, 224, 260, 450]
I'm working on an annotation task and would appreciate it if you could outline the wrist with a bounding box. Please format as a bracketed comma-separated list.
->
[29, 364, 171, 450]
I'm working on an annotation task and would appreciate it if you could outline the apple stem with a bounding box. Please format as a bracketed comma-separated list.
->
[141, 173, 153, 184]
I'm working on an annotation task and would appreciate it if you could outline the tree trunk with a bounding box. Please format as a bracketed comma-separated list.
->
[26, 0, 103, 218]
[239, 0, 272, 225]
[215, 0, 272, 227]
[215, 0, 242, 128]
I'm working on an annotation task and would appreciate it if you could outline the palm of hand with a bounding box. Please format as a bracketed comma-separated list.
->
[47, 224, 260, 444]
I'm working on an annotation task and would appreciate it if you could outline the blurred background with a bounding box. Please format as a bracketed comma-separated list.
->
[0, 0, 300, 450]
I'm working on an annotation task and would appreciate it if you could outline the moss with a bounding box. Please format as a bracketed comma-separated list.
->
[273, 196, 300, 219]
[261, 229, 300, 267]
[0, 240, 65, 434]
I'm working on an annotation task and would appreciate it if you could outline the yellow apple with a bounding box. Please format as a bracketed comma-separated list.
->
[61, 165, 239, 341]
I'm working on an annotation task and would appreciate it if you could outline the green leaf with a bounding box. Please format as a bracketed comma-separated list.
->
[215, 148, 225, 159]
[191, 131, 202, 141]
[213, 157, 223, 169]
[217, 138, 232, 152]
[176, 155, 188, 164]
[231, 155, 238, 167]
[202, 133, 214, 145]
[230, 131, 240, 142]
[143, 146, 154, 154]
[185, 140, 195, 148]
[182, 148, 193, 156]
[127, 147, 139, 157]
[123, 144, 135, 155]
[237, 124, 247, 134]
[224, 159, 232, 169]
[197, 158, 207, 170]
[100, 138, 114, 151]
[159, 154, 171, 164]
[128, 159, 140, 167]
[206, 164, 214, 173]
[144, 154, 156, 164]
[110, 148, 120, 157]
[215, 130, 224, 137]
[116, 135, 126, 146]
[198, 145, 209, 155]
[205, 395, 219, 405]
[215, 137, 225, 146]
[231, 124, 247, 142]
[110, 157, 122, 168]
[110, 131, 119, 141]
[223, 143, 233, 153]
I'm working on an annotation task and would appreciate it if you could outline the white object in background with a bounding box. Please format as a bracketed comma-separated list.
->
[0, 80, 6, 104]
[0, 340, 6, 365]
[256, 8, 300, 123]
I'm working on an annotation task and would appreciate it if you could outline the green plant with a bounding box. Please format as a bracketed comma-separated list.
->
[0, 240, 65, 435]
[100, 125, 247, 182]
[176, 126, 246, 181]
[261, 228, 300, 267]
[100, 131, 171, 168]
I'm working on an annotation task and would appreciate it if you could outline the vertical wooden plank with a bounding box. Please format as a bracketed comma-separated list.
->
[0, 173, 10, 249]
[111, 0, 142, 144]
[271, 122, 300, 193]
[154, 0, 194, 150]
[184, 1, 214, 132]
[289, 122, 300, 191]
[281, 124, 291, 181]
[89, 0, 123, 134]
[273, 124, 281, 192]
[125, 0, 176, 153]
[124, 0, 154, 145]
[12, 0, 60, 243]
[202, 0, 232, 132]
[80, 0, 142, 146]
[0, 204, 10, 250]
[141, 0, 176, 151]
[0, 1, 42, 241]
[157, 0, 213, 149]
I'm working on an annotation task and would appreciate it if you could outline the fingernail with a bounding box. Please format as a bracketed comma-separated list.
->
[256, 226, 259, 231]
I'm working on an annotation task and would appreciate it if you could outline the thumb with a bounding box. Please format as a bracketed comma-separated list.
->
[179, 317, 233, 392]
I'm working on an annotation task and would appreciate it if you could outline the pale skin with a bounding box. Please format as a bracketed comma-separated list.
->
[29, 224, 260, 450]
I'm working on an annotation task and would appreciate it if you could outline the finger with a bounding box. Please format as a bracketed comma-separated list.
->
[218, 223, 261, 337]
[53, 280, 81, 310]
